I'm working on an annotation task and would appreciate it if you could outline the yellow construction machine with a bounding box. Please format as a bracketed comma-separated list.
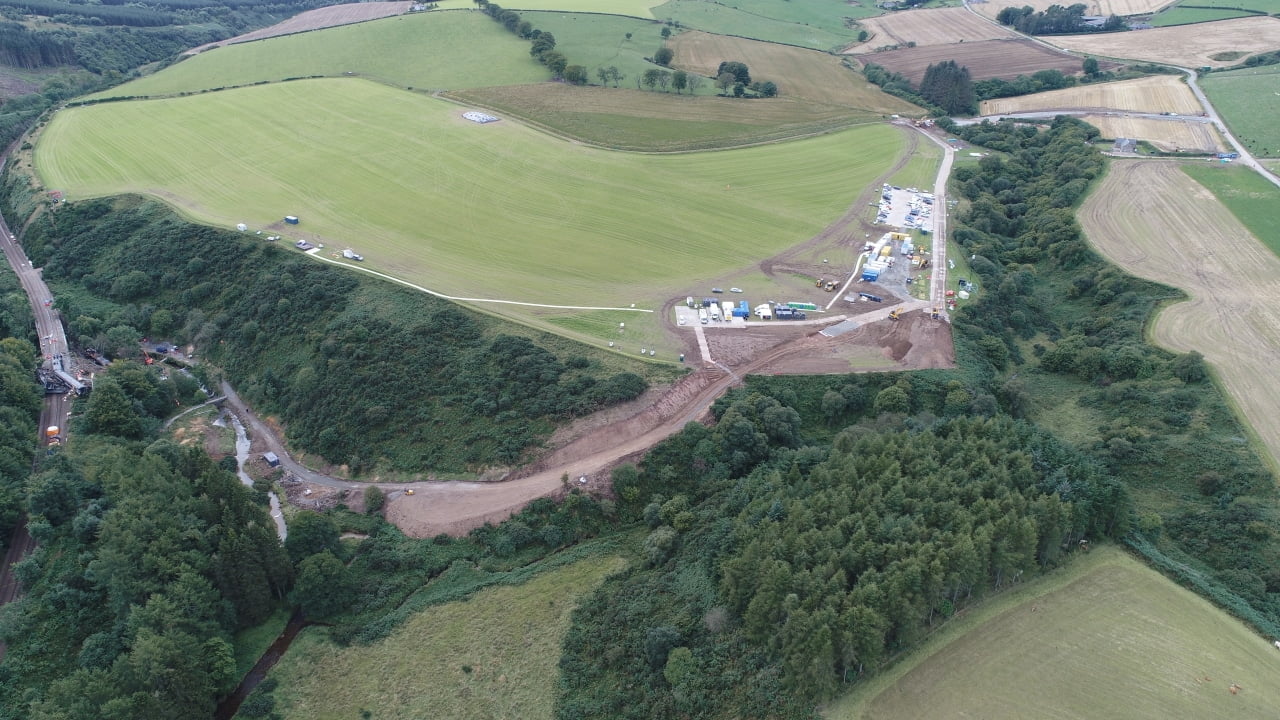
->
[889, 308, 902, 321]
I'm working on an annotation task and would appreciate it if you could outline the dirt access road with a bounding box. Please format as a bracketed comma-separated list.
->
[224, 336, 801, 537]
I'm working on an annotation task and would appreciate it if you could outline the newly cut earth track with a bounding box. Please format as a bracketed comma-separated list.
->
[1079, 160, 1280, 470]
[979, 75, 1201, 115]
[37, 78, 903, 322]
[826, 546, 1280, 719]
[1047, 16, 1280, 69]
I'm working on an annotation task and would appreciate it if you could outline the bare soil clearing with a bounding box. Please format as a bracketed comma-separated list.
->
[980, 75, 1201, 115]
[972, 0, 1175, 20]
[668, 31, 919, 111]
[185, 1, 410, 55]
[844, 7, 1017, 51]
[1082, 114, 1226, 152]
[854, 38, 1095, 85]
[1079, 160, 1280, 469]
[1048, 16, 1280, 69]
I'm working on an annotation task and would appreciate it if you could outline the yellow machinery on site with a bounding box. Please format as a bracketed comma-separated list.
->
[889, 308, 902, 321]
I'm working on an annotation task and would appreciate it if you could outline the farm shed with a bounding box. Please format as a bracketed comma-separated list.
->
[1114, 138, 1138, 153]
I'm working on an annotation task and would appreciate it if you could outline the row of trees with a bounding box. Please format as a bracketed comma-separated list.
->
[476, 0, 581, 80]
[996, 3, 1125, 34]
[919, 59, 974, 115]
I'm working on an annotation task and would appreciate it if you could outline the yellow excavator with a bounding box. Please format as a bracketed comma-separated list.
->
[889, 308, 902, 321]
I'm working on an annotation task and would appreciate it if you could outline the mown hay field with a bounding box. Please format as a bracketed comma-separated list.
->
[1201, 64, 1280, 157]
[1048, 16, 1280, 69]
[1079, 161, 1280, 469]
[1082, 114, 1225, 152]
[86, 11, 546, 100]
[979, 75, 1201, 114]
[651, 0, 865, 51]
[184, 1, 410, 54]
[670, 31, 922, 109]
[827, 546, 1280, 720]
[844, 7, 1017, 51]
[272, 554, 625, 720]
[854, 38, 1089, 85]
[448, 83, 889, 151]
[37, 79, 904, 311]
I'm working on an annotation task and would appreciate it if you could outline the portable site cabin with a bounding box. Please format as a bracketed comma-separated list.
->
[284, 216, 300, 225]
[263, 452, 280, 467]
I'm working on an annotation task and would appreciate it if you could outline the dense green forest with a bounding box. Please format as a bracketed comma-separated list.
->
[0, 190, 657, 474]
[557, 401, 1127, 719]
[0, 357, 291, 720]
[544, 117, 1280, 717]
[0, 333, 38, 555]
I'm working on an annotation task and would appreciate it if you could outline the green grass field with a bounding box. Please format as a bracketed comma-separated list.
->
[1201, 65, 1280, 157]
[651, 0, 867, 50]
[1181, 163, 1280, 258]
[84, 11, 546, 100]
[270, 554, 624, 719]
[826, 546, 1280, 720]
[520, 11, 677, 88]
[37, 79, 903, 352]
[1150, 6, 1256, 26]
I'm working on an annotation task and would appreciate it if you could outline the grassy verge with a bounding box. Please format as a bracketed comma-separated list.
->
[270, 552, 626, 720]
[232, 608, 291, 678]
[825, 545, 1280, 719]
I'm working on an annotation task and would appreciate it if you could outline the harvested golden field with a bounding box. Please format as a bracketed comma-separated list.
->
[185, 1, 409, 54]
[980, 75, 1201, 114]
[1049, 16, 1280, 69]
[1080, 160, 1280, 469]
[1082, 114, 1226, 152]
[854, 38, 1095, 85]
[843, 7, 1017, 51]
[668, 31, 920, 111]
[972, 0, 1175, 20]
